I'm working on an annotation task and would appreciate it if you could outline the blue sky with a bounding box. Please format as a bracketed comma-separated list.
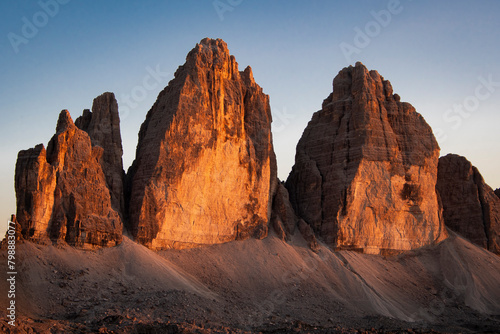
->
[1, 0, 499, 234]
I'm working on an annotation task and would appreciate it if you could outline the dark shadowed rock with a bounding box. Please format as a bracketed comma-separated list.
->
[298, 219, 319, 253]
[495, 188, 500, 199]
[15, 110, 122, 248]
[286, 62, 447, 254]
[127, 38, 277, 249]
[271, 181, 297, 242]
[75, 92, 125, 216]
[436, 154, 500, 254]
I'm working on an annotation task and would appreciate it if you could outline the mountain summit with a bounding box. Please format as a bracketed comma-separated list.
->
[126, 38, 277, 249]
[286, 62, 447, 254]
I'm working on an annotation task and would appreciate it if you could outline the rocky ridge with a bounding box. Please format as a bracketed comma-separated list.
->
[286, 62, 447, 254]
[436, 154, 500, 254]
[14, 109, 123, 248]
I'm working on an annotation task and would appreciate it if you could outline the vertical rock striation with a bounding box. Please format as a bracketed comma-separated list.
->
[286, 62, 447, 254]
[75, 92, 125, 216]
[436, 154, 500, 254]
[15, 108, 123, 248]
[127, 38, 277, 249]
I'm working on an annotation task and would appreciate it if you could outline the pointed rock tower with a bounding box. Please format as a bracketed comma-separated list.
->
[127, 38, 277, 249]
[75, 92, 125, 216]
[286, 62, 447, 254]
[15, 108, 123, 248]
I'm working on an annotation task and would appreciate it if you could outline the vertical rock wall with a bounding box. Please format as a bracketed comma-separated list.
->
[286, 62, 447, 254]
[127, 38, 277, 249]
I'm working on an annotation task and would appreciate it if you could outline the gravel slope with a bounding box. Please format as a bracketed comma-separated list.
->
[0, 230, 499, 333]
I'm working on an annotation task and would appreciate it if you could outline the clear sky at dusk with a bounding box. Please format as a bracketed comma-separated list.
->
[1, 0, 499, 234]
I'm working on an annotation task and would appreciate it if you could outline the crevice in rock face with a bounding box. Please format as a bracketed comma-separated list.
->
[378, 103, 391, 162]
[341, 111, 351, 217]
[473, 167, 490, 248]
[316, 158, 325, 236]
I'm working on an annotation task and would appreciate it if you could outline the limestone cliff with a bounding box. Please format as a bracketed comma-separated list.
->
[15, 110, 123, 248]
[286, 62, 447, 254]
[127, 38, 277, 249]
[436, 154, 500, 254]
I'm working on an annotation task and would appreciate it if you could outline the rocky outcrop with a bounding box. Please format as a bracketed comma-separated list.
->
[127, 38, 277, 249]
[436, 154, 500, 254]
[271, 181, 322, 251]
[75, 92, 125, 216]
[297, 219, 320, 252]
[286, 62, 447, 254]
[15, 109, 123, 248]
[271, 182, 297, 241]
[15, 144, 56, 242]
[495, 188, 500, 199]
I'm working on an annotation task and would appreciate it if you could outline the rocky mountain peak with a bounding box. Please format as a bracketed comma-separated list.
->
[127, 38, 277, 249]
[75, 92, 125, 215]
[180, 38, 239, 82]
[55, 109, 74, 134]
[286, 63, 446, 254]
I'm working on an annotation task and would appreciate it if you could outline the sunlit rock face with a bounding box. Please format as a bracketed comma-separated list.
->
[437, 154, 500, 254]
[286, 62, 447, 254]
[15, 110, 123, 248]
[127, 38, 277, 250]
